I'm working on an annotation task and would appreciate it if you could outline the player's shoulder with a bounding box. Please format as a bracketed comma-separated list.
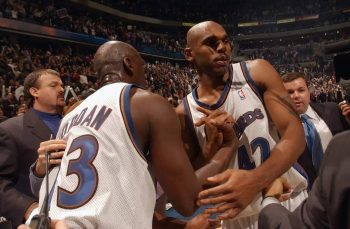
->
[245, 59, 273, 71]
[131, 87, 174, 113]
[246, 59, 280, 87]
[132, 87, 166, 102]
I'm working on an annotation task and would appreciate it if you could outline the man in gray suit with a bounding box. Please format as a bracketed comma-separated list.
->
[282, 72, 349, 188]
[258, 130, 350, 229]
[0, 69, 64, 228]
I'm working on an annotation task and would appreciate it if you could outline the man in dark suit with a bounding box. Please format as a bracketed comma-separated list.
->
[282, 72, 349, 188]
[0, 69, 64, 228]
[258, 130, 350, 229]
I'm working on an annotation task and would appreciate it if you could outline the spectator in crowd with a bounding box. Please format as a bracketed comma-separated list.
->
[2, 91, 17, 118]
[0, 106, 7, 123]
[0, 69, 64, 228]
[282, 72, 350, 188]
[16, 103, 28, 116]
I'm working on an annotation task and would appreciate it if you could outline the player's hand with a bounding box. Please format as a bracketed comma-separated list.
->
[197, 169, 261, 220]
[263, 177, 291, 202]
[35, 139, 67, 177]
[195, 107, 237, 159]
[339, 101, 350, 124]
[185, 213, 221, 229]
[18, 220, 68, 229]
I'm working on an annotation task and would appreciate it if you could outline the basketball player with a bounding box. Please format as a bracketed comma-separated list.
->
[176, 21, 308, 228]
[28, 41, 237, 228]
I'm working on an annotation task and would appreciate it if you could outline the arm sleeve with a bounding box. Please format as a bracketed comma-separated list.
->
[29, 162, 44, 198]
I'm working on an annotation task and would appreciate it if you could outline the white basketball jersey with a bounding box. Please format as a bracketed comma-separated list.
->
[36, 83, 156, 228]
[184, 62, 308, 227]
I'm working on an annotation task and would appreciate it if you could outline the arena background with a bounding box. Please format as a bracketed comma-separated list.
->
[0, 0, 349, 118]
[0, 0, 350, 228]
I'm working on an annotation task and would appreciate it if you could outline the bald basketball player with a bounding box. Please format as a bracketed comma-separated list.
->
[176, 21, 308, 228]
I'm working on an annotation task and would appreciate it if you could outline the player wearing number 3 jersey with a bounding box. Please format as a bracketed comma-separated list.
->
[45, 83, 157, 228]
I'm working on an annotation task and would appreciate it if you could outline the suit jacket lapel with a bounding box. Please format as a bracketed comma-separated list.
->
[310, 103, 334, 135]
[24, 108, 52, 141]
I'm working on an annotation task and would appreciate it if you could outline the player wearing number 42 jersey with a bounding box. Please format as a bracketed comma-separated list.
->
[176, 21, 309, 229]
[183, 61, 308, 227]
[28, 41, 237, 228]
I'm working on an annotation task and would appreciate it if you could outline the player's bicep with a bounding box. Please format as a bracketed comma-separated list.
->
[249, 59, 300, 134]
[263, 86, 300, 135]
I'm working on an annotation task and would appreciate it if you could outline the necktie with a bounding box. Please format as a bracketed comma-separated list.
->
[300, 114, 324, 173]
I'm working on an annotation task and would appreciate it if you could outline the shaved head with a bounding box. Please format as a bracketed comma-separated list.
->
[186, 21, 225, 48]
[93, 40, 139, 73]
[184, 21, 232, 78]
[93, 41, 147, 87]
[93, 41, 146, 86]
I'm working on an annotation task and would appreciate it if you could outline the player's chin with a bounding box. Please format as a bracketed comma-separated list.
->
[213, 67, 228, 77]
[57, 100, 66, 107]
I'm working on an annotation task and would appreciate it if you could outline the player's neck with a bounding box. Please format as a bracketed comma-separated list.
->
[196, 72, 229, 103]
[198, 71, 228, 91]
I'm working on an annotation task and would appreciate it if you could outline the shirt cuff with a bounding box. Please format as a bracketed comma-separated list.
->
[261, 196, 281, 208]
[29, 162, 44, 198]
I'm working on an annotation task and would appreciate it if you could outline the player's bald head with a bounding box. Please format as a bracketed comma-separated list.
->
[186, 21, 226, 48]
[93, 41, 139, 72]
[93, 41, 146, 87]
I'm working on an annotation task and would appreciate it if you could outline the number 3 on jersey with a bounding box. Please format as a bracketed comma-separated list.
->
[57, 135, 99, 209]
[238, 137, 270, 170]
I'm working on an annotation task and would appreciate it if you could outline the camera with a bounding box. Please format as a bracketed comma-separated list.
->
[334, 52, 350, 82]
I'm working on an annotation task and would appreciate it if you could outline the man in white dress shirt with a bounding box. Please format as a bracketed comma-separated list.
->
[282, 72, 350, 188]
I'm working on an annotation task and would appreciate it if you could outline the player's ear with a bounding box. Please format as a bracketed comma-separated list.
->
[123, 57, 133, 76]
[184, 47, 194, 62]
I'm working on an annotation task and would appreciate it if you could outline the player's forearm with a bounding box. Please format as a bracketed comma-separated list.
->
[252, 126, 305, 189]
[195, 145, 235, 186]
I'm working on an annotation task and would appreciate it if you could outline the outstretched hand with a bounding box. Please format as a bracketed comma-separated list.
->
[197, 169, 261, 220]
[263, 177, 291, 202]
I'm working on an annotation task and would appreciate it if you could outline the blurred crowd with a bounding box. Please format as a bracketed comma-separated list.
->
[96, 0, 349, 28]
[0, 0, 185, 58]
[0, 37, 197, 121]
[0, 0, 347, 122]
[0, 35, 346, 123]
[2, 0, 349, 61]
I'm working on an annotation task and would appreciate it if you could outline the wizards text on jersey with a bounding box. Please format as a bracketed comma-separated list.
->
[236, 108, 264, 134]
